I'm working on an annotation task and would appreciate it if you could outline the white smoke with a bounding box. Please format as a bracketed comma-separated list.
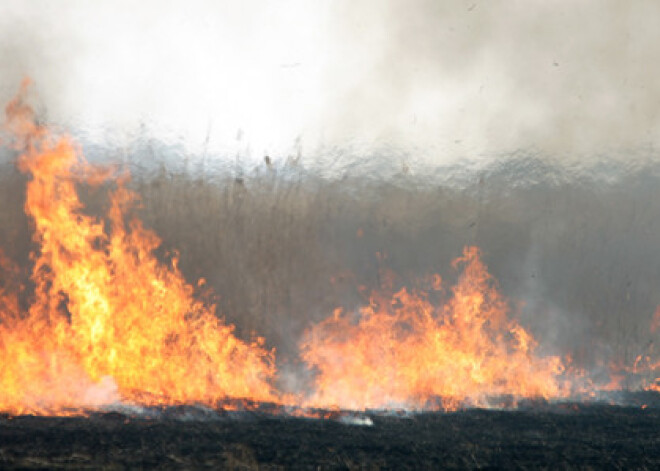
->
[1, 0, 659, 167]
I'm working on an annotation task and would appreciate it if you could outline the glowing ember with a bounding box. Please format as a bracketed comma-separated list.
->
[300, 247, 569, 411]
[0, 81, 276, 415]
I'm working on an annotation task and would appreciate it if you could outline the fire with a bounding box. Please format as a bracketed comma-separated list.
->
[652, 307, 660, 334]
[641, 308, 660, 390]
[300, 247, 568, 411]
[603, 307, 660, 393]
[0, 82, 276, 415]
[1, 83, 658, 416]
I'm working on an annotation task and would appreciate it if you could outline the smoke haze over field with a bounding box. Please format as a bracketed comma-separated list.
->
[2, 0, 660, 166]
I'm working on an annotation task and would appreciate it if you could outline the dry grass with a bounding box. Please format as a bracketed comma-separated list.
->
[1, 150, 659, 371]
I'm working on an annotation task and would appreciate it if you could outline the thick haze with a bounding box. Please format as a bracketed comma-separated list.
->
[2, 0, 660, 167]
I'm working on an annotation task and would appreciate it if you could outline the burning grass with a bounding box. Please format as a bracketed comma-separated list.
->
[300, 247, 569, 411]
[0, 83, 658, 416]
[0, 83, 276, 414]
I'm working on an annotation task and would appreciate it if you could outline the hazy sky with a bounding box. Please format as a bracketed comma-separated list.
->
[2, 0, 660, 166]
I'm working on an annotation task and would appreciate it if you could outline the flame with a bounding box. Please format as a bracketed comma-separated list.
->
[639, 309, 659, 390]
[0, 82, 276, 415]
[652, 306, 660, 334]
[300, 247, 568, 410]
[603, 307, 660, 393]
[0, 83, 658, 416]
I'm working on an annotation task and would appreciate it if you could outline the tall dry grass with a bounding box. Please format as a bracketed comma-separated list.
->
[1, 148, 659, 370]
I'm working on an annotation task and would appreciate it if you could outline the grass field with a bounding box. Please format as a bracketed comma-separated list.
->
[1, 148, 659, 377]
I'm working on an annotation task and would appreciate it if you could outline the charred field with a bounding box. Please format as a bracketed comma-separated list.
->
[1, 394, 659, 470]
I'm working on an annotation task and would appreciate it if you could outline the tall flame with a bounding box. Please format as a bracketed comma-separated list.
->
[300, 247, 568, 410]
[0, 82, 276, 415]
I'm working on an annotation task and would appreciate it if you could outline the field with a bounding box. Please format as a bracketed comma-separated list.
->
[1, 398, 659, 470]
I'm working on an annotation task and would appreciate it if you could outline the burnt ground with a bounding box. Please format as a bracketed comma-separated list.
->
[0, 396, 659, 470]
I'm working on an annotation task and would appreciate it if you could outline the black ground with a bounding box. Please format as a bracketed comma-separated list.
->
[1, 398, 659, 470]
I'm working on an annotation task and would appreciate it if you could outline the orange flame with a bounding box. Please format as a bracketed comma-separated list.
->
[300, 247, 568, 410]
[643, 309, 659, 390]
[604, 307, 660, 393]
[0, 82, 276, 415]
[652, 306, 660, 334]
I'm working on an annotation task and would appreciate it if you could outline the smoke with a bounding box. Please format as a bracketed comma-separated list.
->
[320, 0, 660, 162]
[1, 1, 660, 166]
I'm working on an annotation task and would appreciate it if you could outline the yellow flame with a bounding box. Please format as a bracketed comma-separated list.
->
[300, 247, 568, 410]
[0, 81, 276, 415]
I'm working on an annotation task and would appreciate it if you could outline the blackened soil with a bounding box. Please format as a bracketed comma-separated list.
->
[0, 404, 658, 470]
